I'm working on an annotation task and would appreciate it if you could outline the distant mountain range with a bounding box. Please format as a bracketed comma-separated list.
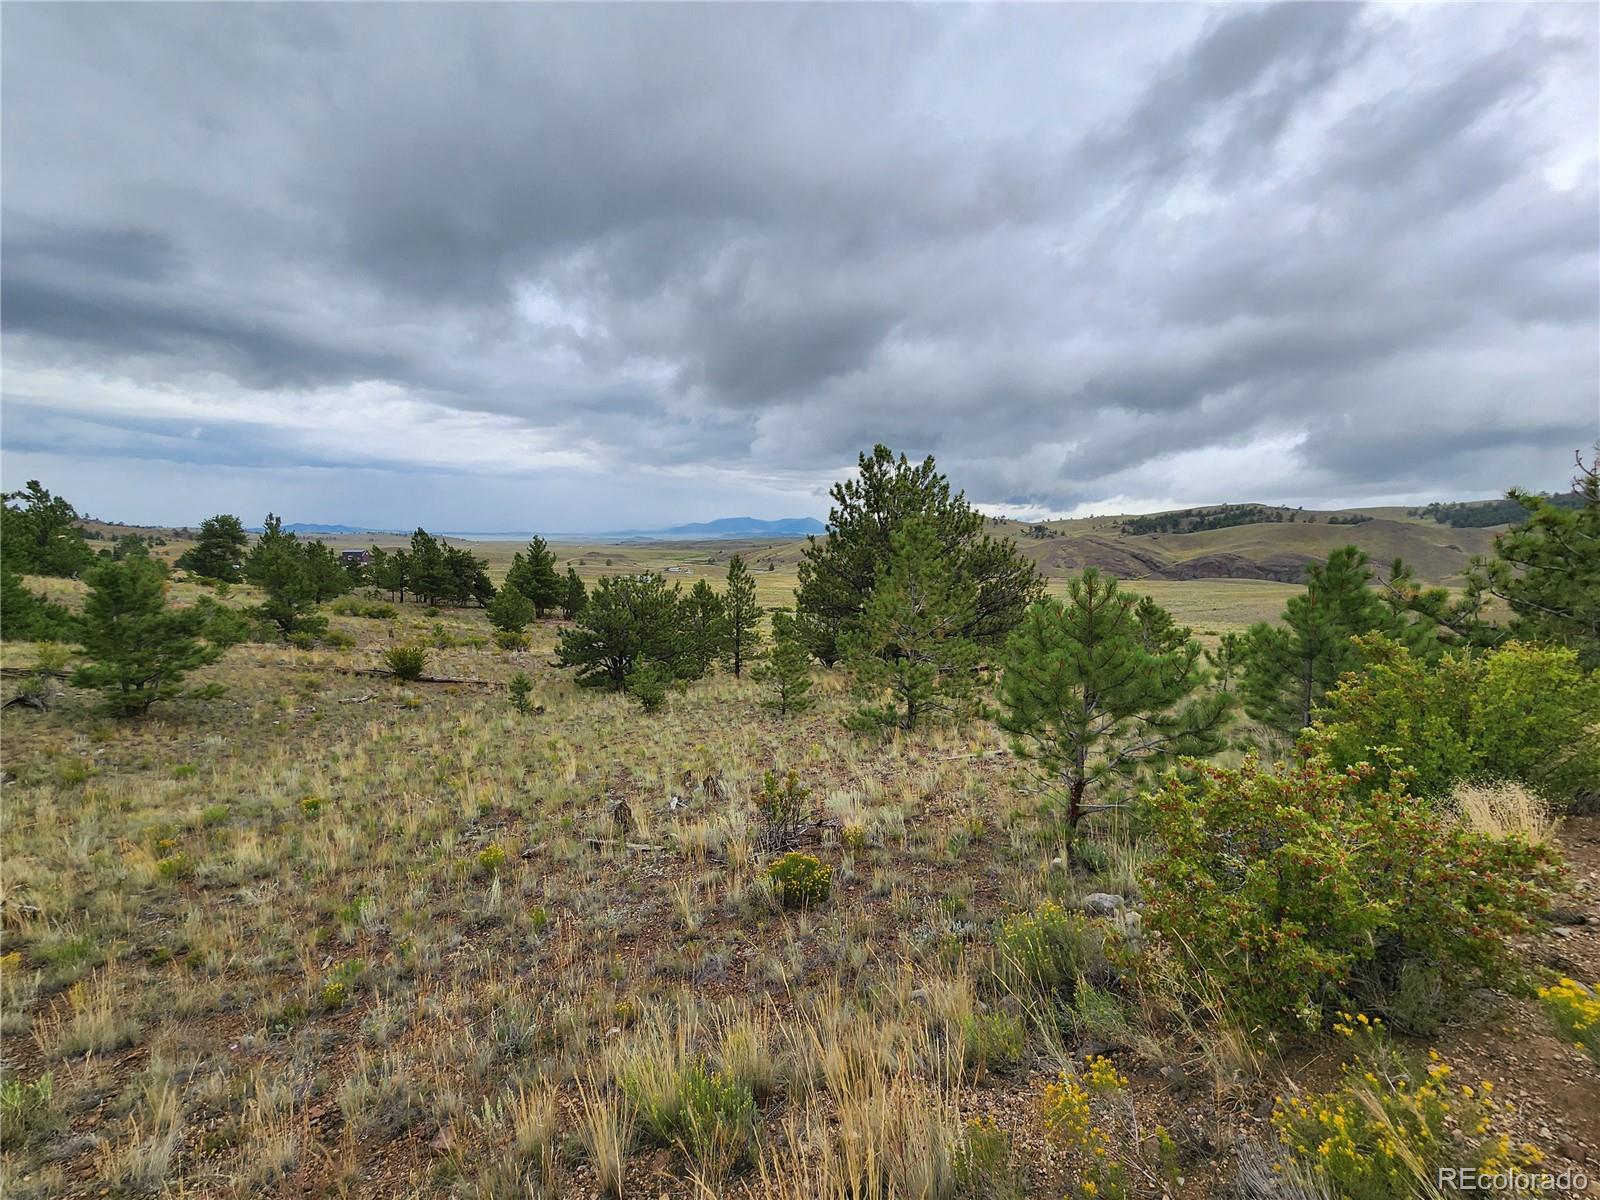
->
[261, 522, 402, 535]
[243, 517, 827, 540]
[604, 516, 827, 540]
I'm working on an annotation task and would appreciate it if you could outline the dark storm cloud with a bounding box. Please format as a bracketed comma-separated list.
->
[1, 2, 1595, 527]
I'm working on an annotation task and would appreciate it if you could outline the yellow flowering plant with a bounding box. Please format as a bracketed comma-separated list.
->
[1536, 977, 1600, 1063]
[1042, 1056, 1164, 1200]
[1271, 1035, 1542, 1200]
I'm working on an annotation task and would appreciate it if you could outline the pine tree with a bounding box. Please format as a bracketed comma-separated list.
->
[796, 445, 1041, 664]
[406, 529, 451, 605]
[561, 567, 587, 619]
[1240, 546, 1410, 735]
[556, 573, 688, 690]
[997, 569, 1231, 829]
[508, 537, 563, 616]
[1475, 449, 1600, 667]
[175, 514, 249, 582]
[302, 540, 353, 603]
[842, 517, 981, 732]
[244, 513, 297, 583]
[682, 578, 730, 678]
[724, 555, 763, 677]
[1135, 594, 1188, 655]
[72, 555, 221, 716]
[1205, 631, 1245, 694]
[252, 539, 326, 639]
[444, 544, 494, 606]
[754, 609, 814, 715]
[488, 585, 534, 633]
[1, 564, 78, 642]
[0, 480, 94, 577]
[370, 546, 410, 603]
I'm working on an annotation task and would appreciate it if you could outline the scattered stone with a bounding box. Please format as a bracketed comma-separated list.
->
[40, 1133, 102, 1162]
[1111, 909, 1143, 949]
[1079, 892, 1126, 917]
[610, 796, 634, 837]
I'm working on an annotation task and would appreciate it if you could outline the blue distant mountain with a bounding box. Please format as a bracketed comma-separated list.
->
[620, 516, 826, 539]
[240, 517, 825, 540]
[245, 522, 402, 535]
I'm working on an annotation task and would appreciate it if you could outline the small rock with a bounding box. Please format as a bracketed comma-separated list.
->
[41, 1133, 103, 1162]
[1079, 893, 1126, 917]
[1112, 909, 1143, 949]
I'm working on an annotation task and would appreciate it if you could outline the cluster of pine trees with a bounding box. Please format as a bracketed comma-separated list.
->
[555, 556, 767, 710]
[7, 446, 1596, 760]
[552, 444, 1599, 822]
[1120, 502, 1289, 536]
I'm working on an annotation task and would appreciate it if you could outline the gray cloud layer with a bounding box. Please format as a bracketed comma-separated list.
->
[3, 2, 1596, 528]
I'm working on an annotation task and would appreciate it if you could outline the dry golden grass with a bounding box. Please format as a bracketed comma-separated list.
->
[1451, 779, 1561, 845]
[0, 568, 1582, 1199]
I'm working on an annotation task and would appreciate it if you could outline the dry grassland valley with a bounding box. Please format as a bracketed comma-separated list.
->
[2, 449, 1599, 1200]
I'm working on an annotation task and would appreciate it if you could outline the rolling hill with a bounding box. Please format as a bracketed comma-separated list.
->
[985, 506, 1499, 584]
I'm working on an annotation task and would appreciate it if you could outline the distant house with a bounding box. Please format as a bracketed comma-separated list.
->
[340, 549, 373, 566]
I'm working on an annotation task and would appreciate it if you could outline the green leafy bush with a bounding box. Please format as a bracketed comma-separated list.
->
[1309, 635, 1600, 806]
[383, 643, 428, 681]
[330, 598, 397, 619]
[1142, 756, 1562, 1032]
[993, 899, 1101, 995]
[494, 629, 530, 651]
[478, 844, 507, 873]
[756, 769, 811, 850]
[767, 852, 831, 908]
[620, 1054, 754, 1178]
[0, 1072, 60, 1150]
[508, 672, 534, 714]
[676, 1060, 755, 1176]
[626, 661, 672, 713]
[961, 1010, 1026, 1076]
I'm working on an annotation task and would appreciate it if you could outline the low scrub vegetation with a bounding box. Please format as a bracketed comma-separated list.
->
[2, 446, 1596, 1198]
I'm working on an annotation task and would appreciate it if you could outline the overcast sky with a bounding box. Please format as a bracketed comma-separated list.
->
[3, 3, 1597, 531]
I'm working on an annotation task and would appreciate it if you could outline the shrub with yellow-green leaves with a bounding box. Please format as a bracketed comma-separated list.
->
[1041, 1056, 1170, 1200]
[767, 851, 831, 909]
[1271, 1032, 1543, 1200]
[1537, 977, 1600, 1063]
[994, 899, 1101, 996]
[1143, 755, 1562, 1033]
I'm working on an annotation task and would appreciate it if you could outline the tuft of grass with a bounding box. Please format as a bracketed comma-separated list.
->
[1451, 780, 1559, 845]
[576, 1078, 634, 1199]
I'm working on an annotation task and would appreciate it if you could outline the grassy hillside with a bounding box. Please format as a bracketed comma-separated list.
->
[3, 581, 1594, 1199]
[987, 509, 1498, 585]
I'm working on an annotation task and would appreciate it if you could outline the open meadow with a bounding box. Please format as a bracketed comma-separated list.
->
[2, 551, 1597, 1199]
[6, 4, 1597, 1194]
